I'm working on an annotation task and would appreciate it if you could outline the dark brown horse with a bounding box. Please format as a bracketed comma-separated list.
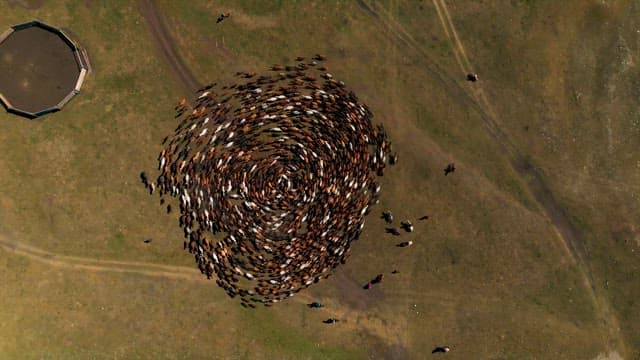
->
[444, 163, 456, 176]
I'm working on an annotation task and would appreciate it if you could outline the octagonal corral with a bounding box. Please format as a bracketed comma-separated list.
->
[0, 20, 89, 119]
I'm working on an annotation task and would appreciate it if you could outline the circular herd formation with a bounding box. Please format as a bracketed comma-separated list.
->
[150, 56, 395, 306]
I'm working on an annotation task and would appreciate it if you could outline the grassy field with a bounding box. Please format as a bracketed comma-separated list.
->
[0, 0, 638, 359]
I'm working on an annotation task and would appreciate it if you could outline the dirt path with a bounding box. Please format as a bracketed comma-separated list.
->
[429, 1, 626, 355]
[0, 234, 204, 281]
[137, 0, 202, 95]
[134, 0, 378, 314]
[0, 231, 407, 357]
[356, 0, 626, 355]
[128, 0, 406, 339]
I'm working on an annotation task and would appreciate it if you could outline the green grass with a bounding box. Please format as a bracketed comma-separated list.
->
[240, 308, 364, 360]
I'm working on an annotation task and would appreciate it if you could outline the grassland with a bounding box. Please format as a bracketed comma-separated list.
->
[0, 0, 638, 359]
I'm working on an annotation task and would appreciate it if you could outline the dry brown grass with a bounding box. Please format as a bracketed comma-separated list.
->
[0, 0, 639, 359]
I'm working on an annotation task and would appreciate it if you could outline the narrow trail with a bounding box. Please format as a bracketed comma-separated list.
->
[357, 0, 626, 355]
[430, 0, 625, 354]
[0, 235, 203, 281]
[130, 4, 414, 354]
[134, 0, 388, 319]
[0, 233, 407, 355]
[4, 0, 382, 313]
[137, 0, 202, 95]
[2, 1, 624, 355]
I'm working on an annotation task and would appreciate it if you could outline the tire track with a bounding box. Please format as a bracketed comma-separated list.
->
[0, 235, 204, 281]
[431, 0, 467, 75]
[137, 0, 202, 95]
[0, 234, 408, 357]
[355, 0, 515, 160]
[432, 0, 504, 131]
[357, 0, 626, 355]
[429, 0, 625, 354]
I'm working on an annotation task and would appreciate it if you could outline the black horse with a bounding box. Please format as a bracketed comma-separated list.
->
[444, 163, 456, 176]
[382, 211, 394, 223]
[139, 171, 148, 187]
[385, 227, 401, 236]
[432, 346, 450, 354]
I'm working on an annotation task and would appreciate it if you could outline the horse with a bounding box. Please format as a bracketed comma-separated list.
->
[444, 163, 456, 176]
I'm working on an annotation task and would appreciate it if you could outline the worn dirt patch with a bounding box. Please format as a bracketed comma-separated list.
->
[0, 26, 80, 113]
[200, 3, 278, 29]
[592, 351, 623, 360]
[227, 10, 277, 29]
[330, 267, 385, 311]
[6, 0, 43, 9]
[137, 0, 202, 95]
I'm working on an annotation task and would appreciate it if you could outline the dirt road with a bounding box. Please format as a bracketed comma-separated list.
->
[137, 0, 202, 95]
[0, 234, 203, 281]
[355, 0, 626, 355]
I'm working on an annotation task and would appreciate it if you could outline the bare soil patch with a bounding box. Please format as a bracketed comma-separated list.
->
[6, 0, 43, 10]
[0, 26, 79, 113]
[137, 0, 201, 95]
